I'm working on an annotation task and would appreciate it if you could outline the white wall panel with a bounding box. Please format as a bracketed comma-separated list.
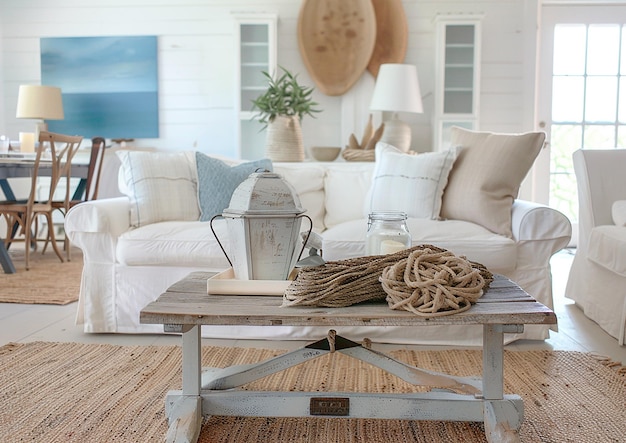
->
[0, 0, 540, 156]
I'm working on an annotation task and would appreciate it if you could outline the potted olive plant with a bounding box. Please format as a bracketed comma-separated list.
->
[252, 67, 320, 162]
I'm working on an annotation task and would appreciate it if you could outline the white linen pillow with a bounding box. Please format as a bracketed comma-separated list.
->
[611, 200, 626, 226]
[274, 163, 327, 231]
[117, 150, 200, 227]
[364, 142, 459, 219]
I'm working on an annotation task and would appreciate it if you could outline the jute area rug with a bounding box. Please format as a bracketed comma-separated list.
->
[0, 342, 624, 442]
[0, 245, 82, 305]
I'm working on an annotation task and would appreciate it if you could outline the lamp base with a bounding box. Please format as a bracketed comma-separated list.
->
[379, 115, 411, 152]
[35, 121, 48, 141]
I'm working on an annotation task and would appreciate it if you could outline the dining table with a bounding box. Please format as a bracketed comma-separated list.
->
[0, 152, 90, 274]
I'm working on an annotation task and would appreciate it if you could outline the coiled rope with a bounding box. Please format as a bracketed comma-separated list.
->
[283, 245, 492, 318]
[380, 247, 489, 317]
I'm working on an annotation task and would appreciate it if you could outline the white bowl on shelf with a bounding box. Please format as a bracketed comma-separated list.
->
[309, 146, 341, 162]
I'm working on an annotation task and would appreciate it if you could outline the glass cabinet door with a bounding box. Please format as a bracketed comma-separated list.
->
[235, 15, 277, 159]
[434, 15, 482, 150]
[443, 24, 475, 114]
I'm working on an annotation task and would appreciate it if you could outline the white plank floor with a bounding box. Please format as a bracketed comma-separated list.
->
[1, 249, 625, 363]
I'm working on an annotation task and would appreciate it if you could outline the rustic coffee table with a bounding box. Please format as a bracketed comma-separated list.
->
[140, 271, 556, 443]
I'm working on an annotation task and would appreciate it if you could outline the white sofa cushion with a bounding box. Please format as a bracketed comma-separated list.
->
[587, 225, 626, 277]
[117, 220, 231, 268]
[117, 150, 199, 227]
[441, 127, 545, 238]
[322, 218, 517, 271]
[274, 163, 327, 232]
[365, 142, 459, 219]
[611, 200, 626, 227]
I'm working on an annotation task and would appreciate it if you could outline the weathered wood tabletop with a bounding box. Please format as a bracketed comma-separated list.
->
[140, 271, 557, 328]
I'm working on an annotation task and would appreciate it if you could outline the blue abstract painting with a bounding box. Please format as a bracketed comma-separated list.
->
[40, 36, 159, 139]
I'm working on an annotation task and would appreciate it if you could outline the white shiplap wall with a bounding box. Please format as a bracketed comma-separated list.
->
[0, 0, 539, 157]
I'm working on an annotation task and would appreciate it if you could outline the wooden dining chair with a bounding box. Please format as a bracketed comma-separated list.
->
[0, 131, 83, 270]
[45, 136, 104, 261]
[82, 136, 107, 202]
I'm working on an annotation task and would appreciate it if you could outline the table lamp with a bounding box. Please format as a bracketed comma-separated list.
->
[370, 64, 423, 152]
[15, 85, 65, 140]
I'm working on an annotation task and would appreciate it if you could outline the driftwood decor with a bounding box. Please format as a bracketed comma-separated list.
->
[342, 114, 383, 161]
[297, 0, 377, 96]
[297, 0, 409, 95]
[368, 0, 409, 78]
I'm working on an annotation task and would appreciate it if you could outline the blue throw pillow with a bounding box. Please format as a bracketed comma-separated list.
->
[196, 152, 273, 221]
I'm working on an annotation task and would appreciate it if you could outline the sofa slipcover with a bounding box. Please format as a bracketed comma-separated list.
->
[66, 148, 571, 345]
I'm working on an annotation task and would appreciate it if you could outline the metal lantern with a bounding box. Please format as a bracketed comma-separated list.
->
[211, 171, 312, 281]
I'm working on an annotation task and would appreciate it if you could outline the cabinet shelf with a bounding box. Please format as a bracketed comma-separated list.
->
[445, 63, 474, 68]
[239, 110, 258, 119]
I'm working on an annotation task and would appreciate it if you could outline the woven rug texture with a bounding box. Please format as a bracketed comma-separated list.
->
[0, 245, 82, 305]
[0, 342, 624, 442]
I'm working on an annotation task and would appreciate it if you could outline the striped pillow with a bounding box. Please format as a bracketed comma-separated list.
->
[117, 150, 199, 227]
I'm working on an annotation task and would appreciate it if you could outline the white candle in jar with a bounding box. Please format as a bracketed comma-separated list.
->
[380, 239, 406, 255]
[19, 132, 35, 152]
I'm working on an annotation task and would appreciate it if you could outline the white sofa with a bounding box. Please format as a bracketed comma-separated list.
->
[66, 129, 572, 345]
[566, 149, 626, 345]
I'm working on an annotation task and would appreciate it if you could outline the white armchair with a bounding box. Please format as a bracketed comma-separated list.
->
[566, 149, 626, 345]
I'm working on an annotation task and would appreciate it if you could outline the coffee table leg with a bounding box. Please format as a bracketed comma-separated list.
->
[165, 324, 202, 443]
[482, 324, 522, 443]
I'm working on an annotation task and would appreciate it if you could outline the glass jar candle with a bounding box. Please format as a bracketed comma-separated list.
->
[366, 211, 412, 255]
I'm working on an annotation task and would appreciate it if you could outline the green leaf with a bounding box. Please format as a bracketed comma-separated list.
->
[251, 66, 322, 128]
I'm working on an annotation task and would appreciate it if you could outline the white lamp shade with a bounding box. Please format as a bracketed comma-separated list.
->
[370, 64, 423, 114]
[16, 85, 64, 120]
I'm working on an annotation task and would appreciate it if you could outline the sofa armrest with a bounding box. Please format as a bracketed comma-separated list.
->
[65, 197, 131, 237]
[511, 199, 571, 244]
[506, 200, 572, 317]
[65, 197, 131, 262]
[64, 197, 131, 330]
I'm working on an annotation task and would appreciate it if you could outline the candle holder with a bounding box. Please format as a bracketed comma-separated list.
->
[365, 211, 411, 255]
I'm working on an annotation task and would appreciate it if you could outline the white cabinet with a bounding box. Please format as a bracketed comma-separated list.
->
[433, 15, 482, 150]
[235, 14, 277, 160]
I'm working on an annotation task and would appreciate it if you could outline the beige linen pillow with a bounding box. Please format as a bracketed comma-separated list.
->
[440, 127, 545, 237]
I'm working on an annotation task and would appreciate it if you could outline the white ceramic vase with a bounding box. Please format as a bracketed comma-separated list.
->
[265, 115, 305, 162]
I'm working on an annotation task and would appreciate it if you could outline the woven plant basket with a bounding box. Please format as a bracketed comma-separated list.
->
[341, 148, 375, 162]
[265, 115, 305, 162]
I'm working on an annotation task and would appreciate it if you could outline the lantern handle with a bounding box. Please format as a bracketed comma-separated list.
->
[209, 214, 233, 267]
[296, 214, 314, 263]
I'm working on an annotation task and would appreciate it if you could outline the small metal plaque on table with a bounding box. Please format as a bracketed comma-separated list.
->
[310, 397, 350, 416]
